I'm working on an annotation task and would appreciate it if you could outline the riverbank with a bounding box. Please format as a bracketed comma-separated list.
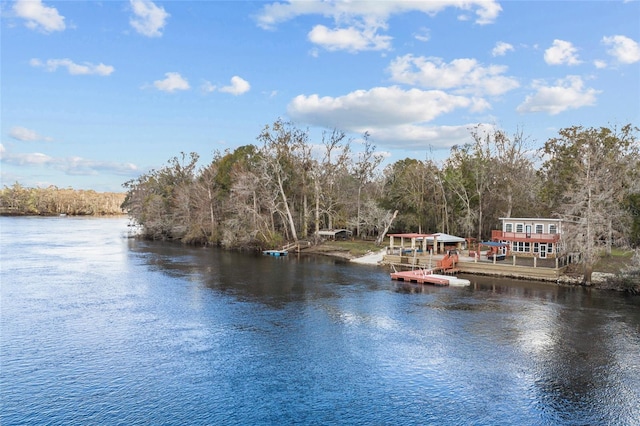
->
[305, 241, 639, 293]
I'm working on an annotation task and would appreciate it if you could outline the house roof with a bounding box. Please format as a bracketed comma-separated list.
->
[388, 233, 433, 239]
[499, 217, 562, 222]
[388, 232, 465, 243]
[481, 241, 509, 247]
[428, 233, 466, 243]
[316, 229, 352, 236]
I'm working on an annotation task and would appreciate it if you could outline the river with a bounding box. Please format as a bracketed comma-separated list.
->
[1, 216, 639, 425]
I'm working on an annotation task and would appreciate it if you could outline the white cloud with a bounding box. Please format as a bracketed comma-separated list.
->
[371, 123, 496, 150]
[544, 39, 581, 66]
[30, 58, 114, 76]
[256, 1, 501, 52]
[13, 0, 65, 33]
[308, 24, 392, 52]
[153, 72, 190, 92]
[219, 76, 251, 95]
[414, 27, 430, 43]
[0, 144, 138, 176]
[201, 81, 217, 93]
[388, 55, 519, 96]
[602, 35, 640, 64]
[129, 0, 170, 37]
[594, 60, 607, 69]
[492, 41, 514, 57]
[517, 75, 600, 115]
[288, 86, 497, 150]
[287, 86, 481, 134]
[9, 126, 53, 142]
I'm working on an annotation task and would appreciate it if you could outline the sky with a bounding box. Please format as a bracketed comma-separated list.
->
[1, 0, 639, 192]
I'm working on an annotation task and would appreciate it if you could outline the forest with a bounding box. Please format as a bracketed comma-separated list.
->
[120, 120, 639, 283]
[0, 184, 126, 216]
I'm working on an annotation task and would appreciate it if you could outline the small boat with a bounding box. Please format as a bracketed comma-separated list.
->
[263, 250, 288, 257]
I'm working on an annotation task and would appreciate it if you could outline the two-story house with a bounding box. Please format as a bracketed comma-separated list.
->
[491, 217, 563, 259]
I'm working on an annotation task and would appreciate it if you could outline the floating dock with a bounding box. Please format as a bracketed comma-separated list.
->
[390, 269, 470, 286]
[263, 250, 288, 257]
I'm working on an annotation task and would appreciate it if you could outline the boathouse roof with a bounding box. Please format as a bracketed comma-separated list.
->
[388, 233, 465, 243]
[316, 229, 353, 237]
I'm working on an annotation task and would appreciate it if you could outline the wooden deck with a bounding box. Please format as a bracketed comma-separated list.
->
[383, 254, 568, 282]
[390, 270, 449, 286]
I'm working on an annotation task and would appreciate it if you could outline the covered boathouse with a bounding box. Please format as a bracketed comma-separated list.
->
[387, 232, 466, 256]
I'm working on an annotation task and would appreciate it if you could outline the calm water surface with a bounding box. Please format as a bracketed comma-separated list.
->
[1, 217, 639, 425]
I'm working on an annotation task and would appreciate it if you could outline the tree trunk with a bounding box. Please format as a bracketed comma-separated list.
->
[376, 210, 398, 246]
[583, 263, 593, 285]
[314, 180, 320, 238]
[276, 171, 298, 241]
[356, 186, 362, 238]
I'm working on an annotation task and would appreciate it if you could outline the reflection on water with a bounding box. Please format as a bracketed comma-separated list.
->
[1, 217, 639, 425]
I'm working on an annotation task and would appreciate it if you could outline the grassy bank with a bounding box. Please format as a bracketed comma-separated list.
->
[306, 239, 382, 259]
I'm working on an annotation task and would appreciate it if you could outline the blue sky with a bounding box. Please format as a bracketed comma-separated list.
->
[1, 0, 639, 192]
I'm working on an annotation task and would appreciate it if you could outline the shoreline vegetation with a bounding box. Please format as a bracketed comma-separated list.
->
[3, 123, 638, 294]
[1, 209, 637, 294]
[0, 184, 126, 216]
[116, 122, 638, 292]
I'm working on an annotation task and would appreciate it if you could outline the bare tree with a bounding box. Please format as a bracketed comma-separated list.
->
[351, 132, 383, 238]
[257, 119, 311, 242]
[309, 129, 351, 238]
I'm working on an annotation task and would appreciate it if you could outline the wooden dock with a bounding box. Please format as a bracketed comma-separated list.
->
[390, 270, 449, 286]
[390, 269, 471, 286]
[383, 253, 567, 282]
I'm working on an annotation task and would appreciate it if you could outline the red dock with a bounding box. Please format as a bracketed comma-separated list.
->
[390, 269, 450, 286]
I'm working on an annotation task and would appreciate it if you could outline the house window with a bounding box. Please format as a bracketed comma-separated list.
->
[516, 224, 524, 233]
[549, 224, 557, 234]
[548, 244, 553, 253]
[535, 224, 543, 234]
[524, 242, 530, 252]
[533, 242, 539, 253]
[505, 223, 513, 232]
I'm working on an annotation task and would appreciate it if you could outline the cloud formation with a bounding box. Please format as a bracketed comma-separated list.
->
[308, 24, 391, 52]
[602, 35, 640, 64]
[388, 55, 519, 96]
[256, 1, 501, 52]
[517, 75, 599, 115]
[30, 58, 115, 76]
[153, 72, 190, 92]
[492, 41, 514, 57]
[13, 0, 65, 33]
[368, 123, 496, 150]
[219, 76, 251, 95]
[544, 39, 581, 66]
[129, 0, 170, 37]
[288, 86, 484, 132]
[9, 126, 53, 142]
[0, 144, 139, 176]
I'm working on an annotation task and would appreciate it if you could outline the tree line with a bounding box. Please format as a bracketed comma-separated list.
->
[0, 183, 126, 216]
[122, 120, 639, 284]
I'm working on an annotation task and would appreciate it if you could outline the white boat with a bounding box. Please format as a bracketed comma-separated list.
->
[390, 269, 471, 286]
[428, 274, 471, 286]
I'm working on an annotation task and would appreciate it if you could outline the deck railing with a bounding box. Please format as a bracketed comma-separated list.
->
[492, 230, 560, 243]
